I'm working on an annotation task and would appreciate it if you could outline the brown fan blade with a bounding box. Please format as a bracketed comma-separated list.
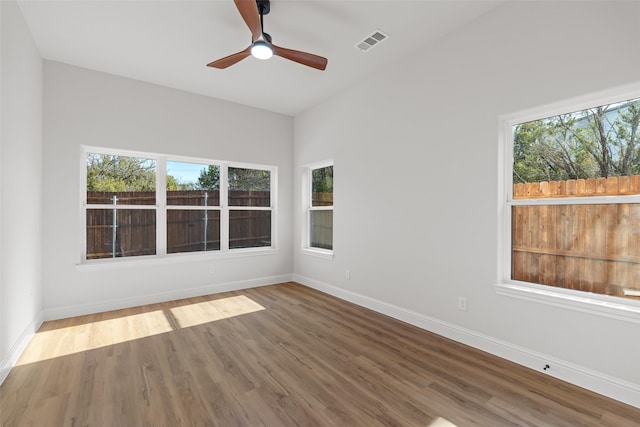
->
[271, 44, 327, 71]
[207, 46, 252, 69]
[234, 0, 262, 42]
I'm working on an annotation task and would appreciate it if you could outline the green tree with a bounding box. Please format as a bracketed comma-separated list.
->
[166, 175, 179, 191]
[513, 120, 558, 183]
[87, 154, 156, 191]
[228, 167, 270, 191]
[312, 166, 333, 193]
[513, 99, 640, 183]
[196, 165, 220, 190]
[610, 101, 640, 176]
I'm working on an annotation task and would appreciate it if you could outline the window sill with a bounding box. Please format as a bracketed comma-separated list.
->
[494, 282, 640, 324]
[301, 247, 334, 260]
[76, 247, 279, 271]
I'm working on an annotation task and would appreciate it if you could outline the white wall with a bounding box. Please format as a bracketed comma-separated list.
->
[42, 61, 293, 318]
[4, 0, 639, 408]
[0, 0, 44, 383]
[294, 1, 640, 407]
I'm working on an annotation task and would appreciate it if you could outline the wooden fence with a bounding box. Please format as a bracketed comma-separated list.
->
[512, 175, 640, 299]
[310, 192, 333, 250]
[514, 175, 640, 199]
[86, 190, 270, 259]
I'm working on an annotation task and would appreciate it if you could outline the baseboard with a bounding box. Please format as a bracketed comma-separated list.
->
[0, 313, 43, 386]
[8, 273, 639, 408]
[293, 274, 640, 409]
[43, 274, 293, 321]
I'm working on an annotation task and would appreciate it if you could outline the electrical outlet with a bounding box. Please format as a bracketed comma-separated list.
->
[458, 297, 467, 311]
[346, 270, 351, 280]
[209, 265, 216, 274]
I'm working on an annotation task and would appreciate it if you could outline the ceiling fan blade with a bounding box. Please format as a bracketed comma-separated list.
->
[271, 44, 328, 71]
[207, 46, 252, 69]
[234, 0, 263, 42]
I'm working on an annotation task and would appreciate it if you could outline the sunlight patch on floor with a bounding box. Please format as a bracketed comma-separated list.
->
[15, 295, 265, 365]
[16, 310, 172, 365]
[170, 295, 265, 328]
[428, 417, 458, 427]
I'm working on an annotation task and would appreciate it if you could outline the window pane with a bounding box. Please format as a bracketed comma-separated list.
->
[310, 210, 333, 250]
[228, 167, 270, 207]
[86, 153, 156, 205]
[229, 210, 271, 249]
[167, 162, 220, 206]
[513, 98, 640, 189]
[512, 204, 640, 300]
[312, 166, 333, 207]
[167, 210, 220, 253]
[86, 209, 156, 259]
[167, 190, 220, 207]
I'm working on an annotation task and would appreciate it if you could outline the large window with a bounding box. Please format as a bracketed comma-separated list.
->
[303, 162, 333, 255]
[501, 92, 640, 309]
[83, 148, 276, 261]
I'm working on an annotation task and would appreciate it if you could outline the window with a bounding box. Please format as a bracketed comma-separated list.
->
[166, 162, 220, 254]
[85, 153, 157, 259]
[82, 148, 276, 262]
[499, 87, 640, 321]
[303, 162, 333, 255]
[228, 167, 272, 249]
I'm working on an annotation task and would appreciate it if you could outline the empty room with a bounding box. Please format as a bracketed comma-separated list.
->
[2, 0, 640, 425]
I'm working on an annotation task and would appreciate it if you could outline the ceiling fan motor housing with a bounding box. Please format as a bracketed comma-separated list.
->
[257, 0, 270, 15]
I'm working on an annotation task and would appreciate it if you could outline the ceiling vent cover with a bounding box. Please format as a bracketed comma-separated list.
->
[355, 29, 389, 52]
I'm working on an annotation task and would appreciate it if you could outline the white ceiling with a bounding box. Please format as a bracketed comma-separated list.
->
[18, 0, 503, 116]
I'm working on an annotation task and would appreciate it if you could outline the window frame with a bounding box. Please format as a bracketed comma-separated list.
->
[301, 160, 334, 259]
[496, 84, 640, 324]
[80, 146, 278, 265]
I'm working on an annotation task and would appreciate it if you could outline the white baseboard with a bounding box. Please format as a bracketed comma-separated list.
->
[6, 273, 639, 409]
[293, 274, 640, 409]
[42, 274, 293, 321]
[0, 313, 43, 386]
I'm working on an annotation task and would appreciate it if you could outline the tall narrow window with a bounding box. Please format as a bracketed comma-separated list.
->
[85, 153, 157, 259]
[307, 163, 333, 251]
[228, 167, 272, 249]
[166, 162, 221, 253]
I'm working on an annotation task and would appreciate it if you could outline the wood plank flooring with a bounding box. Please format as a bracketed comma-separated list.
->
[1, 282, 639, 426]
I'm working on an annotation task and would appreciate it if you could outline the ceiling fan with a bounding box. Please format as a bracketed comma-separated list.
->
[207, 0, 328, 71]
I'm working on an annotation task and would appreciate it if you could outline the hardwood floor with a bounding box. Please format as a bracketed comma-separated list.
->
[1, 282, 639, 426]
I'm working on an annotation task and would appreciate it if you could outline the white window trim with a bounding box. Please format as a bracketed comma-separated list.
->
[79, 146, 278, 265]
[496, 82, 640, 324]
[301, 160, 334, 259]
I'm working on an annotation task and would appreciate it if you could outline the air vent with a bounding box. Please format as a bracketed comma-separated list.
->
[355, 29, 389, 52]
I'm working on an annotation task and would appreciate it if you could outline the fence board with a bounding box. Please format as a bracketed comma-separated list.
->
[512, 178, 640, 299]
[86, 190, 271, 258]
[514, 175, 640, 199]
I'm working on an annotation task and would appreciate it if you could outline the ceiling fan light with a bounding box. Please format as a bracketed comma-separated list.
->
[251, 41, 273, 60]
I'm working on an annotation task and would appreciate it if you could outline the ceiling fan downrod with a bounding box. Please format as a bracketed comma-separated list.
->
[256, 0, 271, 42]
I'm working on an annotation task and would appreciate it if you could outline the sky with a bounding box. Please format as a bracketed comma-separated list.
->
[166, 161, 208, 185]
